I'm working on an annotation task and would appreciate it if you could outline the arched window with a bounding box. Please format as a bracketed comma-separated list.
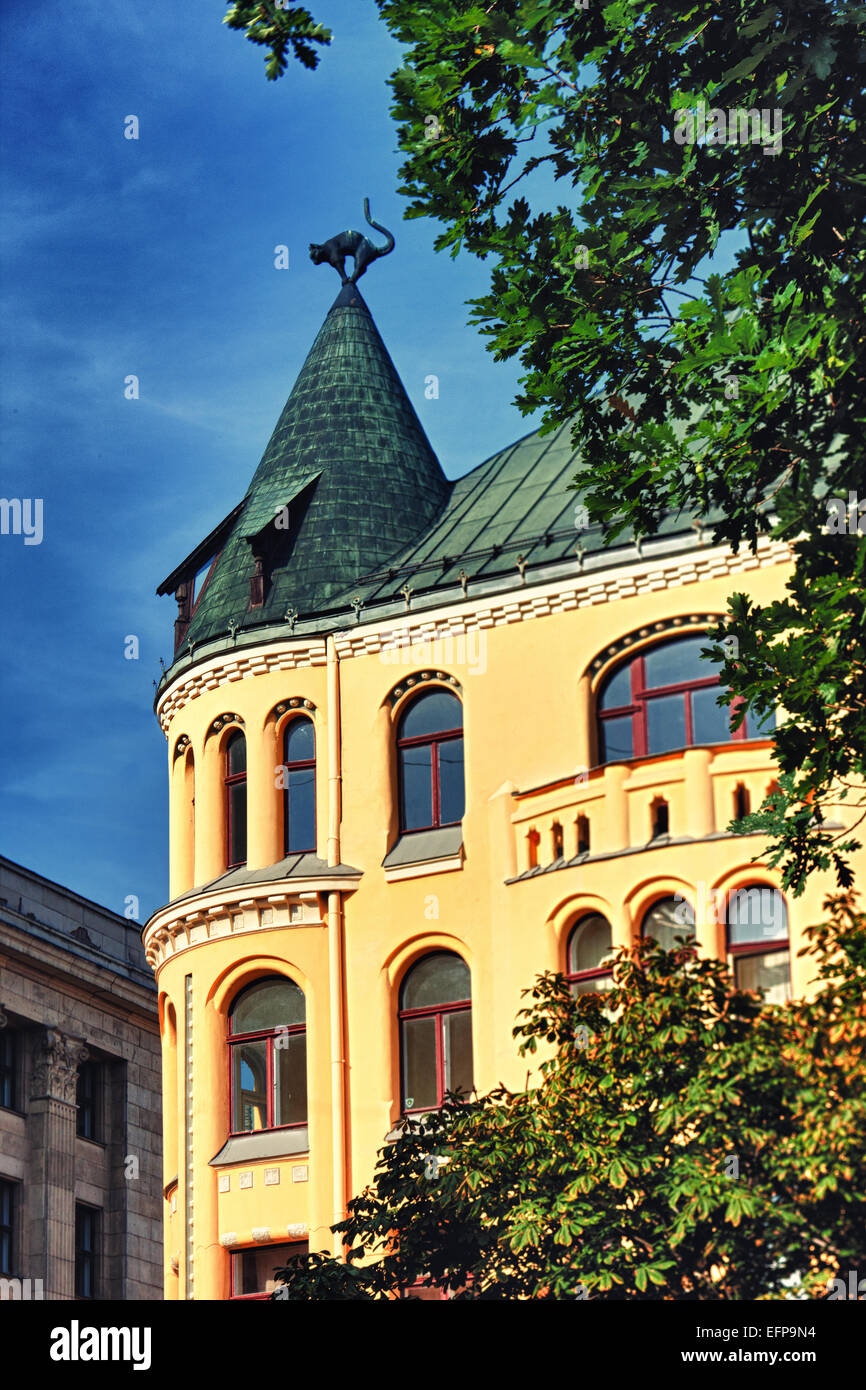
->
[228, 978, 307, 1133]
[397, 690, 464, 833]
[225, 730, 247, 869]
[399, 952, 472, 1114]
[641, 896, 695, 951]
[283, 718, 316, 855]
[726, 885, 790, 1003]
[597, 634, 774, 763]
[566, 914, 614, 995]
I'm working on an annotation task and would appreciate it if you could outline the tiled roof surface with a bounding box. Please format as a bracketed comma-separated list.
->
[182, 281, 450, 646]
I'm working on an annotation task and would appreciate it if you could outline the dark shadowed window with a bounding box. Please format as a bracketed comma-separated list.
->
[0, 1029, 17, 1111]
[229, 978, 307, 1133]
[75, 1205, 100, 1299]
[230, 1241, 308, 1299]
[641, 896, 696, 951]
[0, 1180, 15, 1276]
[397, 690, 464, 832]
[76, 1061, 102, 1141]
[727, 885, 790, 1004]
[225, 730, 247, 868]
[567, 914, 615, 995]
[399, 952, 472, 1114]
[283, 718, 316, 855]
[598, 634, 775, 763]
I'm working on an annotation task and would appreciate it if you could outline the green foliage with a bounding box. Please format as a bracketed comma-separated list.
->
[224, 0, 866, 893]
[223, 2, 332, 78]
[367, 0, 866, 895]
[273, 899, 866, 1300]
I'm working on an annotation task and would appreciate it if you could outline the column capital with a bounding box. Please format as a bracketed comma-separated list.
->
[31, 1027, 89, 1104]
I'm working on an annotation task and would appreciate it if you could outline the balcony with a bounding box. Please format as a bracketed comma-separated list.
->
[509, 740, 776, 879]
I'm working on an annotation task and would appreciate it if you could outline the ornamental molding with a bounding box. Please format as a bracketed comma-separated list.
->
[589, 613, 726, 680]
[31, 1027, 89, 1104]
[155, 537, 791, 730]
[158, 641, 328, 731]
[268, 697, 317, 724]
[143, 887, 327, 972]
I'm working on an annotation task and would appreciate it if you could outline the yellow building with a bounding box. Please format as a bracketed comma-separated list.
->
[145, 274, 863, 1300]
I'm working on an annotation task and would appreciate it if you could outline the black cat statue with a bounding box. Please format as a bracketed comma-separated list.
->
[309, 198, 396, 285]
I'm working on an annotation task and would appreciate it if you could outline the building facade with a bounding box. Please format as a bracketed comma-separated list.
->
[0, 857, 162, 1300]
[146, 275, 865, 1300]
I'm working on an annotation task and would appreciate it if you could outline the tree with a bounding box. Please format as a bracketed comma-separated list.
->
[225, 0, 866, 897]
[223, 2, 331, 79]
[272, 897, 866, 1300]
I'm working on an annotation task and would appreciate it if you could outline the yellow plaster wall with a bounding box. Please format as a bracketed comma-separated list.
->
[147, 554, 866, 1298]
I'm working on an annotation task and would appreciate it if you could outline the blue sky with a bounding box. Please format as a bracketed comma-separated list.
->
[0, 0, 546, 922]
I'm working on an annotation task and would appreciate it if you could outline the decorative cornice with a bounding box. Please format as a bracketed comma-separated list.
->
[143, 887, 325, 972]
[31, 1027, 88, 1103]
[155, 537, 791, 730]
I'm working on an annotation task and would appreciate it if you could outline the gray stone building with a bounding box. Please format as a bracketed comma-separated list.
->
[0, 857, 162, 1300]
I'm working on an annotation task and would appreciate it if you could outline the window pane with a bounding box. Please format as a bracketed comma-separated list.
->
[402, 1015, 438, 1110]
[233, 1040, 268, 1131]
[746, 705, 776, 739]
[646, 694, 687, 754]
[599, 664, 632, 711]
[399, 690, 462, 739]
[727, 887, 787, 944]
[692, 685, 733, 744]
[568, 915, 613, 974]
[443, 1009, 473, 1096]
[231, 979, 306, 1032]
[734, 949, 791, 1004]
[226, 731, 246, 775]
[274, 1033, 307, 1127]
[286, 767, 316, 853]
[400, 744, 433, 830]
[232, 1242, 308, 1296]
[229, 782, 247, 865]
[0, 1030, 16, 1110]
[642, 896, 694, 950]
[599, 715, 633, 762]
[401, 953, 471, 1009]
[438, 737, 465, 824]
[0, 1180, 13, 1276]
[285, 718, 315, 763]
[644, 636, 719, 690]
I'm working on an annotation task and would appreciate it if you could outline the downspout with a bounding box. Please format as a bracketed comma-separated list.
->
[326, 634, 347, 1253]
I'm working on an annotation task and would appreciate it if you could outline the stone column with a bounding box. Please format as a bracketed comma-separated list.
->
[28, 1028, 88, 1300]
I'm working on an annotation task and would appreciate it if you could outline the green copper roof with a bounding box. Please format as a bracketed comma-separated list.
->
[179, 282, 450, 647]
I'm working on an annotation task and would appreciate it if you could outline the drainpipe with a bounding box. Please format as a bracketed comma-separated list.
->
[326, 635, 347, 1253]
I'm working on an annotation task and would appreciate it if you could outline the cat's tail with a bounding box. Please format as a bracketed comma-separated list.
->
[363, 198, 395, 256]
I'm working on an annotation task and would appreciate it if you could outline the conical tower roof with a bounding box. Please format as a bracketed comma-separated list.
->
[176, 281, 450, 648]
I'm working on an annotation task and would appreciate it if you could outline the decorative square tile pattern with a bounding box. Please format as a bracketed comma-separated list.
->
[292, 1165, 308, 1183]
[264, 1168, 280, 1186]
[239, 1171, 253, 1190]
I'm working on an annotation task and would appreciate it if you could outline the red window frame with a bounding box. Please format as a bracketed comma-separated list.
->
[566, 914, 614, 994]
[225, 729, 247, 869]
[227, 992, 307, 1137]
[597, 640, 757, 763]
[282, 717, 316, 856]
[398, 997, 472, 1116]
[229, 1240, 308, 1300]
[397, 698, 464, 833]
[725, 886, 790, 995]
